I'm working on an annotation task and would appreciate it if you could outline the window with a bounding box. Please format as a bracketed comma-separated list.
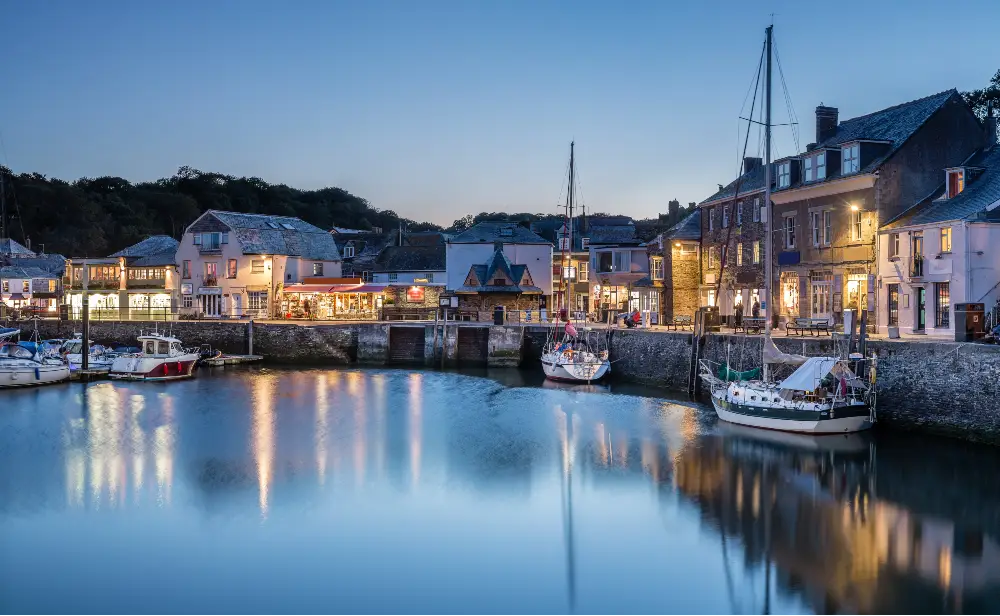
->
[940, 227, 952, 253]
[753, 197, 761, 222]
[88, 265, 119, 281]
[22, 280, 29, 293]
[936, 282, 950, 327]
[578, 261, 588, 282]
[804, 156, 814, 182]
[493, 278, 505, 286]
[581, 237, 590, 249]
[499, 226, 514, 237]
[613, 251, 630, 272]
[887, 284, 899, 326]
[811, 212, 821, 247]
[225, 259, 236, 278]
[777, 162, 791, 188]
[558, 237, 570, 251]
[736, 244, 743, 266]
[204, 262, 218, 280]
[753, 241, 761, 264]
[200, 232, 222, 251]
[182, 295, 193, 309]
[823, 210, 832, 245]
[889, 233, 900, 258]
[48, 280, 56, 292]
[707, 289, 716, 307]
[222, 232, 228, 244]
[362, 271, 372, 282]
[784, 215, 796, 249]
[426, 273, 434, 283]
[679, 243, 698, 256]
[947, 170, 964, 198]
[810, 271, 833, 316]
[720, 245, 727, 266]
[183, 260, 191, 279]
[707, 247, 715, 269]
[598, 252, 613, 272]
[389, 273, 398, 283]
[343, 245, 355, 258]
[722, 205, 730, 228]
[313, 262, 324, 276]
[1, 281, 6, 293]
[248, 291, 267, 312]
[736, 202, 743, 226]
[252, 259, 265, 274]
[842, 143, 860, 174]
[851, 209, 863, 241]
[651, 257, 664, 280]
[708, 207, 715, 231]
[192, 233, 201, 245]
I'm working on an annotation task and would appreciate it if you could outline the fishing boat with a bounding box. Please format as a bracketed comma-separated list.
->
[109, 332, 200, 381]
[541, 142, 611, 384]
[0, 327, 71, 387]
[698, 25, 876, 434]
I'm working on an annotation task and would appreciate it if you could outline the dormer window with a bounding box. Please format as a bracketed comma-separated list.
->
[343, 245, 355, 258]
[777, 162, 791, 188]
[804, 152, 826, 182]
[842, 143, 860, 175]
[499, 227, 513, 237]
[947, 170, 965, 198]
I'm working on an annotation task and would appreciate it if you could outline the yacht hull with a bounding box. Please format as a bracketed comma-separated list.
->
[542, 355, 610, 383]
[711, 394, 872, 434]
[109, 354, 199, 381]
[0, 364, 70, 388]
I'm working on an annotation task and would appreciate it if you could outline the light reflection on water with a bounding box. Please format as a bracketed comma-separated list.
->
[0, 366, 999, 614]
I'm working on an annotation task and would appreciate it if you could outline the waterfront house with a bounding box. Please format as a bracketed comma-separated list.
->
[176, 211, 341, 318]
[0, 265, 60, 316]
[446, 222, 552, 317]
[372, 232, 447, 284]
[878, 121, 1000, 337]
[767, 91, 986, 328]
[64, 235, 180, 320]
[587, 220, 649, 322]
[697, 157, 769, 322]
[336, 231, 393, 281]
[647, 209, 702, 324]
[529, 218, 591, 317]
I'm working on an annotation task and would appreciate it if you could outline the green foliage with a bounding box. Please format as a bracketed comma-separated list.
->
[0, 166, 440, 257]
[962, 69, 1000, 120]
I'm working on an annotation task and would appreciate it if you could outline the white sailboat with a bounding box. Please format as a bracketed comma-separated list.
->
[541, 142, 611, 383]
[699, 25, 876, 434]
[0, 327, 71, 387]
[61, 335, 115, 374]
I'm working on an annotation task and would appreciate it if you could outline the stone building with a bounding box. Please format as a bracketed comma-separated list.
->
[454, 242, 544, 320]
[647, 209, 702, 322]
[371, 232, 446, 284]
[769, 90, 986, 327]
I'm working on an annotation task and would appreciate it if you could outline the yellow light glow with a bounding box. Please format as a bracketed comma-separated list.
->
[850, 204, 859, 211]
[674, 242, 681, 248]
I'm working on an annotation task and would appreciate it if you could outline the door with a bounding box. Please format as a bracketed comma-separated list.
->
[199, 295, 221, 318]
[232, 294, 243, 317]
[916, 288, 926, 331]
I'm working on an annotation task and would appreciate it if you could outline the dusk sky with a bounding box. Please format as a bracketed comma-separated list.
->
[3, 0, 998, 226]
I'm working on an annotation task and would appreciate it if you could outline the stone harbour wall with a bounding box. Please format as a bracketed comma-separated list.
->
[33, 320, 1000, 444]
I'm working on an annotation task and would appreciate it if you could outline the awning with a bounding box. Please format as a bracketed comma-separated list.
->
[352, 284, 388, 293]
[6, 293, 25, 300]
[284, 284, 336, 293]
[779, 357, 839, 392]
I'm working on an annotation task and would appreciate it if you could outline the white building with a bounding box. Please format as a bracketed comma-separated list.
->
[445, 222, 553, 298]
[878, 142, 1000, 338]
[175, 210, 342, 318]
[0, 266, 60, 315]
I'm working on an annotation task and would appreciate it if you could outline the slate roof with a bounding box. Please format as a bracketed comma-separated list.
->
[373, 245, 446, 272]
[700, 90, 963, 205]
[456, 246, 543, 294]
[588, 225, 640, 245]
[5, 254, 66, 276]
[664, 210, 702, 241]
[450, 222, 550, 244]
[110, 235, 179, 267]
[530, 218, 589, 252]
[0, 238, 35, 256]
[403, 232, 449, 247]
[883, 146, 1000, 229]
[202, 210, 341, 261]
[0, 265, 57, 280]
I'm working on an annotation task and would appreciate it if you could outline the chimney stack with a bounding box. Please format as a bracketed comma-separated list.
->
[987, 104, 998, 147]
[743, 156, 762, 174]
[816, 105, 839, 144]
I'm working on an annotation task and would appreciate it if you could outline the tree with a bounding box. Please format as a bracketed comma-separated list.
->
[962, 68, 999, 140]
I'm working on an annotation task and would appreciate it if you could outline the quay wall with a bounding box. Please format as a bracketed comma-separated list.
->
[34, 320, 1000, 444]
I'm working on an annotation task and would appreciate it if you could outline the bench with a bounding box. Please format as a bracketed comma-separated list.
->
[786, 317, 831, 336]
[736, 317, 766, 334]
[664, 314, 693, 331]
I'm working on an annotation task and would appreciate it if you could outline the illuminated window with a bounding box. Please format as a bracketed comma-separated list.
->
[252, 259, 265, 274]
[940, 227, 952, 253]
[753, 241, 761, 264]
[736, 244, 743, 266]
[784, 215, 796, 249]
[947, 170, 964, 198]
[936, 282, 950, 327]
[851, 210, 863, 241]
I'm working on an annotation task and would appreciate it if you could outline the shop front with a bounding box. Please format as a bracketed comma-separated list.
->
[282, 280, 388, 320]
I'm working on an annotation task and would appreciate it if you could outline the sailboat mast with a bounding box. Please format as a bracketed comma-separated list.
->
[0, 167, 6, 242]
[762, 25, 773, 382]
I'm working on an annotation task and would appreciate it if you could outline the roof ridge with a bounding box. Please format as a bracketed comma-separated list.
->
[838, 89, 956, 125]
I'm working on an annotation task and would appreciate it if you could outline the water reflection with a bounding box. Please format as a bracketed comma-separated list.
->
[1, 367, 999, 613]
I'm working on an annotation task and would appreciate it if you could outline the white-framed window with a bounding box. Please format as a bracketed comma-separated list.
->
[182, 295, 193, 308]
[558, 237, 570, 251]
[823, 210, 832, 245]
[679, 243, 698, 256]
[842, 143, 860, 175]
[707, 247, 715, 269]
[362, 271, 372, 282]
[851, 210, 863, 241]
[313, 262, 324, 276]
[613, 251, 630, 272]
[578, 261, 588, 282]
[777, 162, 791, 188]
[251, 259, 265, 274]
[889, 233, 900, 258]
[816, 151, 826, 180]
[736, 244, 743, 266]
[804, 156, 814, 182]
[753, 241, 761, 264]
[651, 257, 664, 280]
[722, 205, 730, 228]
[811, 211, 821, 247]
[248, 291, 268, 312]
[941, 227, 952, 253]
[736, 202, 743, 226]
[753, 197, 761, 222]
[343, 245, 355, 258]
[784, 215, 796, 249]
[388, 272, 398, 282]
[581, 237, 590, 249]
[708, 207, 715, 231]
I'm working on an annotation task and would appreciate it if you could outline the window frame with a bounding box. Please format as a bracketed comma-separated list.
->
[343, 245, 355, 258]
[226, 259, 237, 279]
[752, 197, 761, 222]
[811, 211, 821, 247]
[851, 210, 863, 242]
[889, 233, 900, 258]
[935, 282, 950, 328]
[578, 261, 589, 282]
[783, 214, 796, 250]
[708, 207, 715, 232]
[940, 227, 952, 253]
[842, 143, 860, 175]
[947, 170, 965, 198]
[816, 151, 826, 180]
[736, 243, 743, 266]
[251, 259, 265, 274]
[753, 241, 761, 264]
[313, 262, 324, 276]
[887, 284, 899, 326]
[736, 202, 743, 226]
[722, 205, 730, 228]
[777, 162, 791, 188]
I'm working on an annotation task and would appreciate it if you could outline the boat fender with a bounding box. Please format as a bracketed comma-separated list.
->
[35, 368, 40, 380]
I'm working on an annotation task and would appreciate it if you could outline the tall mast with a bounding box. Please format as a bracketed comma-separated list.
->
[763, 25, 773, 381]
[568, 140, 575, 265]
[0, 166, 6, 241]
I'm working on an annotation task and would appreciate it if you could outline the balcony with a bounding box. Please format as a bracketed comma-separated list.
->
[202, 275, 219, 287]
[126, 278, 167, 290]
[85, 279, 121, 290]
[910, 255, 924, 278]
[199, 244, 222, 254]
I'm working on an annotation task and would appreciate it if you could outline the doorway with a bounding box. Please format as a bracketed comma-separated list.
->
[915, 288, 926, 332]
[232, 293, 243, 317]
[199, 294, 222, 318]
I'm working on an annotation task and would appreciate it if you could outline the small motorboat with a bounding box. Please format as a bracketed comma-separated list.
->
[0, 328, 70, 388]
[61, 335, 115, 374]
[196, 344, 223, 365]
[109, 332, 200, 381]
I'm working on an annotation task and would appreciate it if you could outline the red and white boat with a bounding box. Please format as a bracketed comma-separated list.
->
[109, 333, 199, 381]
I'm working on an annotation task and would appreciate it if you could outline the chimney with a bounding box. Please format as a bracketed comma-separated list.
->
[743, 157, 762, 174]
[816, 105, 839, 144]
[987, 104, 998, 147]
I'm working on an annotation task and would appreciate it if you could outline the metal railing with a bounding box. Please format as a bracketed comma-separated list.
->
[910, 255, 924, 278]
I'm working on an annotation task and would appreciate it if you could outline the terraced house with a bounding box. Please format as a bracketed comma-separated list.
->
[176, 211, 342, 318]
[769, 91, 986, 328]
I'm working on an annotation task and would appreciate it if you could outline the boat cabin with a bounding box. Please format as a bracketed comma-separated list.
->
[138, 335, 185, 357]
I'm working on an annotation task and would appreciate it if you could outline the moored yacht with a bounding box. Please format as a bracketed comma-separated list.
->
[0, 328, 71, 387]
[109, 332, 200, 381]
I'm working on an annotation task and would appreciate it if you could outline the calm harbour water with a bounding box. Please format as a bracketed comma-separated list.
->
[1, 366, 999, 614]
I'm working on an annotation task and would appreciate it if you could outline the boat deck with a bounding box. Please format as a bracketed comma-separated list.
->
[201, 354, 264, 366]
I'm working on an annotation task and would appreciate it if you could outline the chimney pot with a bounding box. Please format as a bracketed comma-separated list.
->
[816, 105, 839, 144]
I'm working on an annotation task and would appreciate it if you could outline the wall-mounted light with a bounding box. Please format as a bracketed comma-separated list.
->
[850, 204, 859, 212]
[674, 242, 681, 248]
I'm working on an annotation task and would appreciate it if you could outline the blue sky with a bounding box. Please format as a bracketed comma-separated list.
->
[3, 0, 998, 226]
